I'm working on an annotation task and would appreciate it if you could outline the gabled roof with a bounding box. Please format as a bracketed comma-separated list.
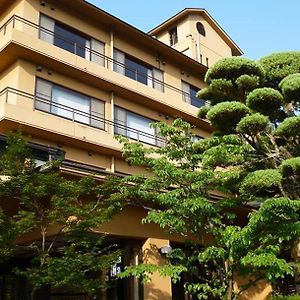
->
[148, 8, 243, 56]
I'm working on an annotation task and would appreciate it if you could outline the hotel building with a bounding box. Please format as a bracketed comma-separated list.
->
[0, 0, 271, 299]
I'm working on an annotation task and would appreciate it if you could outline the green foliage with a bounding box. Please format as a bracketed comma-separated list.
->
[239, 169, 282, 199]
[197, 105, 210, 119]
[246, 87, 284, 117]
[272, 296, 300, 300]
[199, 57, 265, 105]
[205, 57, 264, 85]
[207, 101, 250, 133]
[259, 52, 300, 87]
[280, 157, 300, 177]
[0, 132, 124, 296]
[279, 73, 300, 104]
[235, 74, 261, 91]
[236, 113, 269, 135]
[115, 52, 300, 300]
[274, 116, 300, 137]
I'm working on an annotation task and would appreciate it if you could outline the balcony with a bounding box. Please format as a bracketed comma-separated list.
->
[0, 87, 166, 151]
[0, 15, 210, 130]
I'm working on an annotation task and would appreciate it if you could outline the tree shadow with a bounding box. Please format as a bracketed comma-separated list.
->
[237, 279, 272, 300]
[143, 282, 172, 300]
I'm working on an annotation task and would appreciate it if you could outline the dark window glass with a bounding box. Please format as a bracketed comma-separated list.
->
[196, 22, 206, 36]
[54, 23, 87, 58]
[125, 57, 149, 85]
[169, 27, 178, 46]
[190, 86, 205, 108]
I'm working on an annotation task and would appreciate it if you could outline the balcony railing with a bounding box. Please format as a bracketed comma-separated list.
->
[0, 15, 203, 103]
[0, 87, 166, 147]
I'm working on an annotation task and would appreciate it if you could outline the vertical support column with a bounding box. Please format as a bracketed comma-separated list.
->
[110, 29, 114, 71]
[110, 91, 114, 136]
[133, 248, 140, 300]
[111, 156, 115, 173]
[110, 90, 115, 174]
[142, 238, 172, 300]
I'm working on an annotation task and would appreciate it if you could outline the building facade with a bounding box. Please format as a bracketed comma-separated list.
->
[0, 0, 271, 299]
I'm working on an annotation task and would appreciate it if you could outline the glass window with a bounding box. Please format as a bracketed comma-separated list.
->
[127, 113, 155, 145]
[190, 86, 205, 108]
[169, 27, 178, 46]
[182, 81, 205, 108]
[52, 85, 90, 124]
[39, 14, 105, 64]
[35, 78, 105, 129]
[114, 107, 157, 145]
[125, 56, 149, 85]
[54, 23, 87, 58]
[196, 22, 206, 36]
[113, 49, 164, 91]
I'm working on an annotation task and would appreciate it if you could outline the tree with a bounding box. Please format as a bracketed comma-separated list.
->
[117, 53, 300, 299]
[0, 132, 124, 298]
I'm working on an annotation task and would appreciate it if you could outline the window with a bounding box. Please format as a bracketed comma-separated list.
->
[206, 57, 209, 67]
[196, 22, 206, 36]
[191, 135, 203, 142]
[35, 78, 105, 129]
[182, 81, 205, 108]
[39, 14, 105, 66]
[113, 49, 164, 91]
[0, 135, 65, 170]
[169, 27, 178, 46]
[114, 107, 165, 147]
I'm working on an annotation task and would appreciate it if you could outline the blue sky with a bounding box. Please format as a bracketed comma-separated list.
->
[89, 0, 299, 60]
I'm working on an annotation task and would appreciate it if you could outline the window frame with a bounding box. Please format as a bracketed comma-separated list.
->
[113, 49, 164, 92]
[39, 14, 105, 65]
[169, 27, 178, 46]
[34, 78, 105, 130]
[114, 106, 165, 147]
[182, 81, 205, 108]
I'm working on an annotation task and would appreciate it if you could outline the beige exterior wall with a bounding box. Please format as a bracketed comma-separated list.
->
[155, 13, 233, 66]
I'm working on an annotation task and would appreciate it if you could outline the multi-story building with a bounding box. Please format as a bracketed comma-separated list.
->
[0, 1, 271, 299]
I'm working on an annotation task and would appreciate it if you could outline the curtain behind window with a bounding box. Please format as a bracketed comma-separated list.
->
[127, 113, 155, 145]
[52, 86, 90, 124]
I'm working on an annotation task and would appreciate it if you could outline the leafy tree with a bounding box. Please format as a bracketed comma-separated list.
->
[258, 52, 300, 88]
[117, 53, 300, 299]
[0, 132, 123, 298]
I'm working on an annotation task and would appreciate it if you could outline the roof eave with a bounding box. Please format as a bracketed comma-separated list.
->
[148, 8, 243, 57]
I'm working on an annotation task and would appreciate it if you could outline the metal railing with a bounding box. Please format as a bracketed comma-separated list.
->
[0, 15, 202, 101]
[0, 87, 166, 147]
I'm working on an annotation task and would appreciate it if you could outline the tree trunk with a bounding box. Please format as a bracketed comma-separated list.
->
[292, 240, 300, 293]
[225, 260, 234, 300]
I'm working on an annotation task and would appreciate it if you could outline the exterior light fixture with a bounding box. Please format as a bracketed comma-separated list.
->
[159, 244, 172, 255]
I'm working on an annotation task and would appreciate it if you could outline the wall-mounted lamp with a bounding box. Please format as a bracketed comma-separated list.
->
[181, 70, 185, 75]
[159, 245, 172, 255]
[162, 61, 166, 66]
[36, 65, 43, 72]
[40, 0, 46, 6]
